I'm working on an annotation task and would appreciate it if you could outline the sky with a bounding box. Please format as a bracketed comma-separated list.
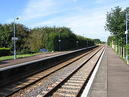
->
[0, 0, 128, 41]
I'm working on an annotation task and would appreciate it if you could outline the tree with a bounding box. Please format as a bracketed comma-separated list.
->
[15, 24, 30, 52]
[0, 23, 30, 53]
[94, 39, 102, 44]
[106, 6, 129, 46]
[0, 24, 13, 48]
[26, 28, 47, 51]
[107, 36, 115, 46]
[0, 24, 95, 53]
[105, 6, 125, 34]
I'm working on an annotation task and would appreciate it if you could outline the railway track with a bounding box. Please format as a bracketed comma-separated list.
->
[36, 47, 104, 97]
[0, 46, 104, 97]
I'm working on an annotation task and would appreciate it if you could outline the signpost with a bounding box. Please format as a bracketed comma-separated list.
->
[12, 37, 18, 41]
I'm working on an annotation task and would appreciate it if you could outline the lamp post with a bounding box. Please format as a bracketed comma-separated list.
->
[58, 29, 61, 51]
[13, 17, 19, 59]
[125, 11, 129, 62]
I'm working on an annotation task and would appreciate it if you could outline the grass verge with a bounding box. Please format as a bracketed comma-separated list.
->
[0, 53, 39, 61]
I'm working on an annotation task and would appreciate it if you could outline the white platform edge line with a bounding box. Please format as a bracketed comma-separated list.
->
[81, 48, 105, 97]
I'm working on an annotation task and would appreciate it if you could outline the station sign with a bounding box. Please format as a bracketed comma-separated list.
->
[12, 37, 19, 40]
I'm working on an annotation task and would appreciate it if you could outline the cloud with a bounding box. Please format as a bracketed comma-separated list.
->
[29, 6, 110, 41]
[18, 0, 128, 41]
[20, 0, 82, 21]
[95, 0, 107, 4]
[20, 0, 59, 21]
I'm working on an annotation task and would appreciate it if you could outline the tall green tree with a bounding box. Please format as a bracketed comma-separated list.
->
[15, 24, 30, 52]
[106, 6, 129, 46]
[0, 24, 95, 53]
[26, 28, 47, 51]
[0, 24, 13, 48]
[0, 23, 30, 52]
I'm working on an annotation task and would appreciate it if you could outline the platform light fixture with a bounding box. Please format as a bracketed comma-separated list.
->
[13, 17, 19, 59]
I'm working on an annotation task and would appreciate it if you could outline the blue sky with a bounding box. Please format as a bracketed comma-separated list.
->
[0, 0, 128, 41]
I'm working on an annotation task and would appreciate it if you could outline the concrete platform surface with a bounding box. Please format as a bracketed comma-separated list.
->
[0, 51, 68, 68]
[88, 46, 129, 97]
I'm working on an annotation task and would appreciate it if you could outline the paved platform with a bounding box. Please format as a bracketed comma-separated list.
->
[88, 46, 129, 97]
[0, 51, 68, 68]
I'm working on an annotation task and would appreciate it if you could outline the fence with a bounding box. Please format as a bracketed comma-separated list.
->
[111, 44, 129, 64]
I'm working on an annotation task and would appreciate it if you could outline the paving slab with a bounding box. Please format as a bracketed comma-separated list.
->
[107, 47, 129, 97]
[88, 46, 129, 97]
[87, 46, 107, 97]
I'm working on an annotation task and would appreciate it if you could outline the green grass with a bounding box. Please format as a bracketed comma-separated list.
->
[0, 53, 39, 61]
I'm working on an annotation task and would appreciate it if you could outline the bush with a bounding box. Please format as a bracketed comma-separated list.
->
[0, 48, 11, 56]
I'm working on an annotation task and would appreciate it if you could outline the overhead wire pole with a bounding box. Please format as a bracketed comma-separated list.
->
[125, 11, 129, 62]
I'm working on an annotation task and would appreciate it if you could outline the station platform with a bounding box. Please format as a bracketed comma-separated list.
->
[87, 46, 129, 97]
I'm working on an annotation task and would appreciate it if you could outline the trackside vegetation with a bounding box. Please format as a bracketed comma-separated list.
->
[0, 24, 98, 57]
[0, 48, 11, 56]
[106, 6, 129, 62]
